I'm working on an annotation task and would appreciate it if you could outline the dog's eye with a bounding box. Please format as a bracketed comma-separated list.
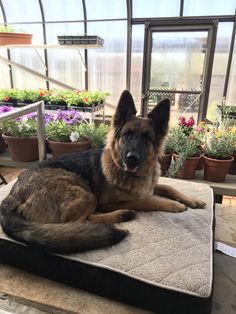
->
[123, 130, 133, 138]
[142, 133, 152, 141]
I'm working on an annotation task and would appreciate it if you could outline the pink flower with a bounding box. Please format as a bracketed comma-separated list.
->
[3, 96, 9, 102]
[178, 116, 186, 126]
[83, 97, 89, 103]
[187, 116, 195, 127]
[195, 126, 203, 132]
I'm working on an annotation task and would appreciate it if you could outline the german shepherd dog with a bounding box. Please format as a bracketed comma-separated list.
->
[0, 91, 205, 253]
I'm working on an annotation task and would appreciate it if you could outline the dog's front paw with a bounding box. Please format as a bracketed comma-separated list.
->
[162, 201, 187, 213]
[184, 198, 206, 209]
[119, 209, 136, 222]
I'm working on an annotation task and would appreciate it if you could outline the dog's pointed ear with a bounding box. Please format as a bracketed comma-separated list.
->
[113, 90, 137, 127]
[147, 98, 170, 136]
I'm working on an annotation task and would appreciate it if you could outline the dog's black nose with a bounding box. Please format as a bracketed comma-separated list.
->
[126, 152, 140, 163]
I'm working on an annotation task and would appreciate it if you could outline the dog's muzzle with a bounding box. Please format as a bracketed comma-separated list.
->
[123, 152, 140, 173]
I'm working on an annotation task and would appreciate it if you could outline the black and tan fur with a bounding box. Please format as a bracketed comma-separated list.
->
[0, 91, 205, 253]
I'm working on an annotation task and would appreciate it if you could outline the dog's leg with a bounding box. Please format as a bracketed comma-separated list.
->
[88, 209, 136, 224]
[61, 188, 97, 223]
[154, 184, 206, 209]
[118, 196, 187, 213]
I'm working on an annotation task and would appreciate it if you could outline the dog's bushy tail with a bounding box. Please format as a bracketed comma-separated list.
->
[0, 196, 128, 254]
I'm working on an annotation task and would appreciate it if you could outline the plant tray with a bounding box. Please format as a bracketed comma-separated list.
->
[57, 35, 104, 47]
[0, 102, 104, 113]
[69, 103, 104, 113]
[217, 105, 236, 119]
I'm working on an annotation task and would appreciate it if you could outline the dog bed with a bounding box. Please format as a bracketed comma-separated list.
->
[0, 177, 214, 314]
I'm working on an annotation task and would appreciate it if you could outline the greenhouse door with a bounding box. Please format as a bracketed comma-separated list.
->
[141, 23, 217, 122]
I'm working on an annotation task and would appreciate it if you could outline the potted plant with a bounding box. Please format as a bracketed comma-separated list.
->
[45, 109, 92, 156]
[0, 106, 15, 153]
[1, 111, 39, 161]
[158, 133, 175, 176]
[203, 129, 234, 182]
[0, 25, 32, 45]
[228, 126, 236, 175]
[192, 121, 208, 170]
[166, 127, 201, 179]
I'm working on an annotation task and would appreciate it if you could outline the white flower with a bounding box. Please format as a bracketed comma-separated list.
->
[70, 131, 80, 142]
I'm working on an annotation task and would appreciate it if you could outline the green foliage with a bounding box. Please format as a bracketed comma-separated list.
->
[166, 127, 200, 178]
[0, 89, 40, 102]
[204, 131, 235, 160]
[1, 118, 37, 137]
[0, 89, 108, 106]
[78, 123, 109, 148]
[46, 121, 81, 142]
[46, 121, 109, 146]
[167, 127, 199, 157]
[0, 25, 25, 33]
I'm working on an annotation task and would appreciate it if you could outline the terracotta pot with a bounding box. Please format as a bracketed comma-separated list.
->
[203, 153, 233, 182]
[0, 132, 7, 153]
[174, 154, 201, 179]
[2, 135, 39, 161]
[158, 153, 172, 176]
[196, 149, 204, 170]
[0, 32, 33, 45]
[228, 153, 236, 175]
[47, 138, 91, 157]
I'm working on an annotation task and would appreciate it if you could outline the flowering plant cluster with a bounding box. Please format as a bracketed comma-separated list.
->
[0, 106, 109, 146]
[0, 89, 108, 107]
[178, 115, 195, 136]
[0, 106, 38, 137]
[204, 127, 235, 160]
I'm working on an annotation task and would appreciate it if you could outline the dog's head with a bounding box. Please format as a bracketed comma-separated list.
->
[107, 90, 170, 174]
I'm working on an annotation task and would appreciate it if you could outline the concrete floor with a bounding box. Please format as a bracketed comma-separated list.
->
[0, 167, 235, 313]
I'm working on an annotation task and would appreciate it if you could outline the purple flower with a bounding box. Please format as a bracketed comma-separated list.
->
[44, 113, 54, 124]
[26, 112, 37, 120]
[54, 109, 81, 125]
[0, 106, 15, 115]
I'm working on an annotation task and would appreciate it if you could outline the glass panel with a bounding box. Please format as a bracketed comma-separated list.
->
[150, 31, 207, 91]
[207, 23, 233, 121]
[46, 23, 85, 90]
[0, 50, 11, 88]
[184, 0, 236, 16]
[226, 32, 236, 107]
[42, 0, 84, 21]
[2, 0, 41, 23]
[149, 31, 208, 121]
[0, 10, 4, 23]
[148, 92, 200, 126]
[130, 25, 145, 114]
[12, 67, 46, 89]
[86, 0, 127, 19]
[10, 46, 46, 89]
[133, 0, 180, 18]
[87, 21, 127, 115]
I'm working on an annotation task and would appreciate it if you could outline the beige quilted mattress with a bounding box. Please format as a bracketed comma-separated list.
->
[0, 177, 214, 298]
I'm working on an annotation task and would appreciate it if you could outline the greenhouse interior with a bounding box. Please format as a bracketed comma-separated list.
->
[0, 1, 235, 314]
